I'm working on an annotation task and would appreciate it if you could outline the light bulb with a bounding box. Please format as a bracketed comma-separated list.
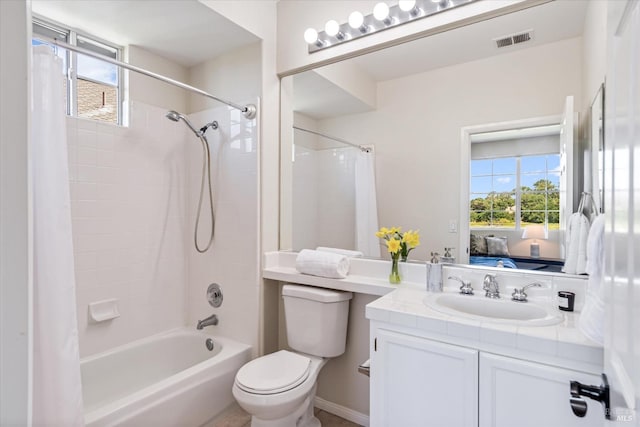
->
[325, 20, 340, 37]
[373, 2, 390, 21]
[398, 0, 416, 11]
[348, 11, 364, 29]
[304, 28, 318, 44]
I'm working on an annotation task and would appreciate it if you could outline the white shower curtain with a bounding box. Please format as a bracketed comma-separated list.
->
[355, 149, 380, 258]
[31, 45, 85, 426]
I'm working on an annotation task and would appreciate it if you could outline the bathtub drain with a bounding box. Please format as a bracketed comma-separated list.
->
[205, 338, 214, 351]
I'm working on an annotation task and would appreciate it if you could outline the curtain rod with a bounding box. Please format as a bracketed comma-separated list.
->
[293, 126, 371, 152]
[52, 39, 257, 120]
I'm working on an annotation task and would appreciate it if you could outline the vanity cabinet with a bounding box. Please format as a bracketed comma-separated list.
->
[370, 325, 602, 427]
[370, 328, 478, 427]
[479, 353, 602, 427]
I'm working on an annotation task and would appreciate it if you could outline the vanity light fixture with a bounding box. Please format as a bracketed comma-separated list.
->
[348, 11, 369, 33]
[398, 0, 421, 17]
[304, 0, 477, 53]
[373, 2, 394, 26]
[303, 28, 324, 47]
[325, 19, 346, 40]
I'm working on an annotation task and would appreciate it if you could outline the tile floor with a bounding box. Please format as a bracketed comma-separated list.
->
[210, 404, 363, 427]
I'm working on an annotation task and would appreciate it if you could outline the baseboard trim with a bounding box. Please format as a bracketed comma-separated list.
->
[314, 396, 369, 427]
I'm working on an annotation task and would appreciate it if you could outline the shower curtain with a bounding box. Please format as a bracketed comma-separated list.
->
[31, 45, 85, 426]
[355, 149, 380, 258]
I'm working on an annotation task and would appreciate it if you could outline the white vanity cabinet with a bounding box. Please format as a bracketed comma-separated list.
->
[370, 328, 478, 427]
[479, 353, 602, 427]
[370, 323, 603, 427]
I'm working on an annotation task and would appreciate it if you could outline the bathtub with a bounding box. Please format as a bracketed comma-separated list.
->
[81, 328, 251, 427]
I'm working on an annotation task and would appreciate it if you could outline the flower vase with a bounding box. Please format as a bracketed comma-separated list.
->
[389, 257, 401, 284]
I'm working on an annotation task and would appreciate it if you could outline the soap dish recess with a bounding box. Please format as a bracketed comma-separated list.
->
[89, 298, 120, 323]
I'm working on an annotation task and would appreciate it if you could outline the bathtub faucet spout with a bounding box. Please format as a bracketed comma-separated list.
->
[196, 313, 218, 330]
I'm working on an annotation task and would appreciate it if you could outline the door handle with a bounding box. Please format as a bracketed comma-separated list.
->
[569, 374, 610, 419]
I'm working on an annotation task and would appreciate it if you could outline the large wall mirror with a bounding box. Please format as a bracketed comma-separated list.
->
[280, 1, 591, 275]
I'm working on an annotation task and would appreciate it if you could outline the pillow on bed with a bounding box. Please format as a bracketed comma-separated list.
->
[486, 236, 510, 256]
[469, 234, 488, 255]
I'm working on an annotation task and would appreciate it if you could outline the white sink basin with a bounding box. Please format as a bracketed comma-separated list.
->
[423, 293, 563, 326]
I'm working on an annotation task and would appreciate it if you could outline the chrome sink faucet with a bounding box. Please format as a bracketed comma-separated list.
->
[448, 276, 474, 295]
[511, 282, 542, 302]
[196, 313, 218, 330]
[483, 273, 500, 299]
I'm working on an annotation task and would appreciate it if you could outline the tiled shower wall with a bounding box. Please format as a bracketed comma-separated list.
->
[186, 103, 260, 354]
[67, 99, 260, 357]
[68, 101, 189, 357]
[292, 146, 357, 251]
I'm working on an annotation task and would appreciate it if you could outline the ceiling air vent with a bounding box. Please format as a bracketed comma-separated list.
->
[493, 30, 534, 49]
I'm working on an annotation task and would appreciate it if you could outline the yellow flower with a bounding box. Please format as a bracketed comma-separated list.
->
[386, 238, 401, 254]
[402, 230, 420, 248]
[376, 227, 390, 238]
[389, 226, 402, 234]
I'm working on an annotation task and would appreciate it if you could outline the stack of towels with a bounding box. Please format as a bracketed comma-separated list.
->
[295, 247, 363, 279]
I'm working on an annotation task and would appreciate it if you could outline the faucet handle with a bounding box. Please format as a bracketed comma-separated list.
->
[483, 273, 496, 290]
[511, 282, 543, 302]
[448, 276, 474, 295]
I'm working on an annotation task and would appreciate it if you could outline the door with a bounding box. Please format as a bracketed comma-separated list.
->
[479, 353, 602, 427]
[370, 328, 478, 427]
[558, 95, 575, 260]
[603, 0, 640, 424]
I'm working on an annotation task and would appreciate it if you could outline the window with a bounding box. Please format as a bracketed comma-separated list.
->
[32, 19, 122, 125]
[470, 154, 560, 230]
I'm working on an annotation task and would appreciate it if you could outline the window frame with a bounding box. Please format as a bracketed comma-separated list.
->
[32, 17, 124, 125]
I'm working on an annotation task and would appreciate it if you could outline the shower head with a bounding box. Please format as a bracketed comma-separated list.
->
[165, 110, 201, 137]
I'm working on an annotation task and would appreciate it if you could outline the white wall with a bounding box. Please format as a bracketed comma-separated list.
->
[319, 37, 583, 262]
[127, 46, 189, 114]
[188, 42, 261, 114]
[0, 0, 31, 423]
[581, 0, 608, 111]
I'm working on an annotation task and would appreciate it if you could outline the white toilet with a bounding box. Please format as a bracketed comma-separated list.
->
[232, 284, 353, 427]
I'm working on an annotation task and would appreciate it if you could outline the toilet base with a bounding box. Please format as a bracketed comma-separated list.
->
[249, 385, 319, 427]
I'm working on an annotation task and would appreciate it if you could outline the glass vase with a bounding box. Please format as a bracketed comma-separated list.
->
[389, 257, 401, 284]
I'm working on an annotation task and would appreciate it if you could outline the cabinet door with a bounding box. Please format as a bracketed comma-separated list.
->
[479, 353, 602, 427]
[371, 329, 478, 427]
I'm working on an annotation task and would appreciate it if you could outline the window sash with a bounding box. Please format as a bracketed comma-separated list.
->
[470, 155, 560, 230]
[32, 18, 122, 125]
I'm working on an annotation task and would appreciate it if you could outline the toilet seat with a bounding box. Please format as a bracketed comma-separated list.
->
[235, 350, 311, 395]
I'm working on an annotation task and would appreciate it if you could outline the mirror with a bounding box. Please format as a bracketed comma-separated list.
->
[280, 1, 590, 275]
[590, 84, 605, 214]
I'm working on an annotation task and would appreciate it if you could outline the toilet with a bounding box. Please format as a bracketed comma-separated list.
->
[232, 284, 353, 427]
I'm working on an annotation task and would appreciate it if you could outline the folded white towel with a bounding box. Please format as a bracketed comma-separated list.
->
[316, 247, 364, 258]
[295, 249, 350, 279]
[579, 215, 605, 344]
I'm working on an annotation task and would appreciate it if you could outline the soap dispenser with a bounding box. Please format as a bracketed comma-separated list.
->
[426, 252, 443, 292]
[441, 247, 455, 264]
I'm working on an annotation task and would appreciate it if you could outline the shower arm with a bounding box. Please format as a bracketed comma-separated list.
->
[52, 39, 257, 120]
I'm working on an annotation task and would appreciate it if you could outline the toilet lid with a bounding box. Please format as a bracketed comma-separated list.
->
[235, 350, 311, 395]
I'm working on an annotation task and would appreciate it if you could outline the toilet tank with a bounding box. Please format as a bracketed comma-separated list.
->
[282, 285, 353, 358]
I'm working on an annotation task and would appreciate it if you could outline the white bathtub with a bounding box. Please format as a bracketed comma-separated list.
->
[81, 328, 251, 427]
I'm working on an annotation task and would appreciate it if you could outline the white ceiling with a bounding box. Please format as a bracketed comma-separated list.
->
[294, 0, 589, 119]
[349, 0, 589, 82]
[31, 0, 259, 67]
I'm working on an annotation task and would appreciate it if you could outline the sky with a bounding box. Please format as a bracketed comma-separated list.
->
[470, 154, 560, 197]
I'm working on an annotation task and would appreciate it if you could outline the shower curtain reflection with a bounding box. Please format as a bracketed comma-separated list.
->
[31, 45, 84, 426]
